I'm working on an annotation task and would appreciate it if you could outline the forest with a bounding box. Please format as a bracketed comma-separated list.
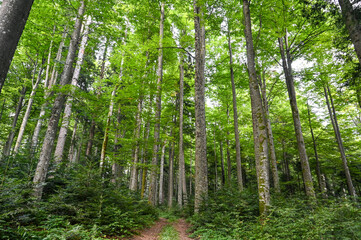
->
[0, 0, 361, 239]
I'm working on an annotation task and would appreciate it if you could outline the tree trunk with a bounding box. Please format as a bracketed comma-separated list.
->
[260, 71, 280, 193]
[31, 28, 68, 154]
[338, 0, 361, 66]
[159, 141, 167, 205]
[149, 1, 165, 206]
[168, 135, 175, 208]
[278, 36, 315, 198]
[3, 85, 26, 156]
[220, 140, 225, 186]
[14, 63, 45, 154]
[227, 25, 243, 191]
[307, 102, 324, 196]
[0, 0, 34, 94]
[243, 0, 270, 216]
[67, 121, 78, 163]
[323, 85, 357, 197]
[32, 1, 85, 200]
[193, 0, 208, 213]
[54, 18, 90, 163]
[178, 52, 187, 206]
[85, 119, 95, 157]
[100, 88, 116, 172]
[226, 106, 232, 185]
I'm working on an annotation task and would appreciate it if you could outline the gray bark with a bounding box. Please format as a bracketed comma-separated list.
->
[220, 140, 225, 186]
[227, 26, 243, 191]
[178, 52, 187, 206]
[149, 2, 165, 206]
[278, 36, 315, 198]
[243, 0, 270, 216]
[3, 85, 26, 156]
[32, 1, 85, 200]
[67, 121, 77, 163]
[226, 106, 232, 185]
[0, 0, 34, 94]
[260, 72, 280, 193]
[54, 18, 90, 163]
[14, 64, 44, 153]
[159, 141, 166, 205]
[193, 0, 208, 213]
[168, 134, 175, 208]
[324, 85, 357, 197]
[31, 28, 68, 154]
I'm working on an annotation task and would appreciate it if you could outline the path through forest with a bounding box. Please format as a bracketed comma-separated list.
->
[129, 217, 193, 240]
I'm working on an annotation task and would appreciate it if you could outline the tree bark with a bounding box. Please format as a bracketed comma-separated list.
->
[323, 85, 357, 197]
[226, 106, 232, 185]
[260, 72, 280, 193]
[0, 0, 34, 94]
[278, 36, 315, 198]
[53, 18, 91, 163]
[31, 28, 68, 154]
[159, 141, 166, 205]
[85, 119, 95, 157]
[193, 0, 208, 213]
[243, 0, 270, 216]
[14, 63, 44, 154]
[178, 52, 187, 207]
[227, 25, 243, 191]
[220, 140, 226, 186]
[3, 85, 26, 156]
[168, 133, 175, 208]
[32, 1, 85, 200]
[67, 121, 78, 163]
[149, 1, 165, 206]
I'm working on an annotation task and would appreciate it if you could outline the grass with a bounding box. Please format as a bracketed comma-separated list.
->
[159, 224, 179, 240]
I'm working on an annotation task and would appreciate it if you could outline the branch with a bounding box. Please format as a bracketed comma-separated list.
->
[157, 46, 195, 59]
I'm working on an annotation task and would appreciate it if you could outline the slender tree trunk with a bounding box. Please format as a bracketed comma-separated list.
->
[149, 2, 165, 206]
[141, 95, 154, 199]
[323, 85, 357, 197]
[226, 106, 232, 185]
[168, 133, 175, 208]
[86, 120, 95, 157]
[100, 88, 117, 173]
[0, 0, 34, 94]
[14, 63, 45, 154]
[193, 0, 208, 213]
[307, 102, 323, 195]
[213, 128, 218, 191]
[189, 147, 193, 197]
[178, 52, 187, 206]
[67, 121, 78, 163]
[54, 18, 90, 163]
[32, 1, 85, 200]
[0, 99, 6, 122]
[159, 141, 167, 205]
[260, 72, 280, 193]
[243, 0, 270, 216]
[220, 141, 225, 186]
[278, 36, 315, 197]
[227, 25, 243, 191]
[3, 86, 26, 156]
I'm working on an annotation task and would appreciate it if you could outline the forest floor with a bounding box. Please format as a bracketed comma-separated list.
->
[127, 217, 193, 240]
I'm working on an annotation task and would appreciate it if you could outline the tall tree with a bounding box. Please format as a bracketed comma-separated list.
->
[278, 36, 315, 197]
[0, 0, 34, 94]
[243, 0, 271, 216]
[193, 0, 208, 213]
[148, 1, 165, 206]
[32, 1, 86, 200]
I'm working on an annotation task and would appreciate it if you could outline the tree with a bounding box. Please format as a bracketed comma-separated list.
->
[193, 0, 208, 213]
[0, 0, 34, 94]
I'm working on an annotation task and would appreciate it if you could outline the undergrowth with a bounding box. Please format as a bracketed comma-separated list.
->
[0, 162, 157, 239]
[189, 187, 361, 239]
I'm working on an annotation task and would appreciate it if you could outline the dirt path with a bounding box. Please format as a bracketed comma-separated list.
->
[128, 217, 192, 240]
[172, 218, 192, 240]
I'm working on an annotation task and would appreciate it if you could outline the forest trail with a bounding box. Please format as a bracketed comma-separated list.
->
[129, 217, 193, 240]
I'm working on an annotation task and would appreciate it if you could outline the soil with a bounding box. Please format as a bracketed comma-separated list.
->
[127, 217, 193, 240]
